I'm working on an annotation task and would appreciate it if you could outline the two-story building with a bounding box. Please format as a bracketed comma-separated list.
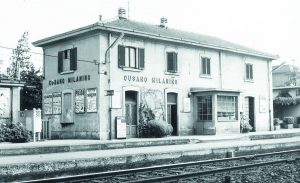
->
[273, 64, 300, 119]
[33, 8, 278, 140]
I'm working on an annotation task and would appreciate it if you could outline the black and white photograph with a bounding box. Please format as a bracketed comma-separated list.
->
[0, 0, 300, 182]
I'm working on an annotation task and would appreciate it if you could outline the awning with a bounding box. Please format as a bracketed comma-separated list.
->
[190, 87, 241, 93]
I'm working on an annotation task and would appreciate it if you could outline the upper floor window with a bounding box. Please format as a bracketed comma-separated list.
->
[296, 88, 300, 96]
[245, 63, 253, 80]
[201, 57, 211, 76]
[166, 52, 178, 73]
[58, 48, 77, 74]
[118, 45, 144, 70]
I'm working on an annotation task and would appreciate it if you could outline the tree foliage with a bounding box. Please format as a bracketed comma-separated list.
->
[6, 31, 42, 110]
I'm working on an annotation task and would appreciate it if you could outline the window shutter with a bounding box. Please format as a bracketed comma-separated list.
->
[70, 48, 77, 71]
[138, 48, 145, 69]
[118, 45, 125, 67]
[250, 65, 253, 79]
[174, 52, 178, 72]
[58, 51, 63, 73]
[207, 59, 211, 75]
[167, 52, 173, 72]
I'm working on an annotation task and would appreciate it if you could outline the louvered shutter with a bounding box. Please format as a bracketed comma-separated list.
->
[118, 45, 125, 67]
[58, 51, 63, 73]
[174, 52, 178, 72]
[167, 52, 173, 72]
[70, 47, 77, 71]
[138, 48, 145, 69]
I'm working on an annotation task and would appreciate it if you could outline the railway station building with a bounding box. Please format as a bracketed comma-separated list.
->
[33, 8, 278, 140]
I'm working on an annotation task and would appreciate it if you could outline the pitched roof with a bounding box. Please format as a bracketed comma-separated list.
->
[33, 18, 278, 60]
[272, 64, 300, 74]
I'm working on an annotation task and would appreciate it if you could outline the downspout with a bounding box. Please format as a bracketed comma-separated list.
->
[267, 59, 273, 131]
[218, 51, 223, 89]
[105, 32, 124, 140]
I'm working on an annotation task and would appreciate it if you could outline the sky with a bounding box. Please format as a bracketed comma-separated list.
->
[0, 0, 299, 73]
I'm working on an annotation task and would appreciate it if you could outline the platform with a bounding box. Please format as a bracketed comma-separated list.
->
[1, 129, 300, 182]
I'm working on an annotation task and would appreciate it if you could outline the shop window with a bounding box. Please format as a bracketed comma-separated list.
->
[201, 57, 211, 76]
[197, 96, 212, 121]
[166, 52, 178, 73]
[245, 63, 253, 80]
[296, 88, 300, 96]
[217, 96, 238, 121]
[118, 45, 144, 70]
[58, 47, 77, 73]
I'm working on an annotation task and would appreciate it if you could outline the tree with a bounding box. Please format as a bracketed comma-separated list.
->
[7, 31, 42, 110]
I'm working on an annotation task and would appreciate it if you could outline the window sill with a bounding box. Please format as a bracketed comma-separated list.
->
[60, 70, 74, 75]
[121, 67, 143, 72]
[218, 119, 238, 122]
[244, 79, 254, 83]
[165, 71, 180, 76]
[199, 74, 212, 79]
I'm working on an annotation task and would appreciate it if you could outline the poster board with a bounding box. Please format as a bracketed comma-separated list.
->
[259, 96, 267, 113]
[0, 88, 11, 117]
[43, 94, 53, 115]
[116, 116, 126, 139]
[86, 88, 97, 113]
[111, 91, 121, 109]
[52, 92, 62, 114]
[183, 97, 191, 113]
[75, 89, 85, 113]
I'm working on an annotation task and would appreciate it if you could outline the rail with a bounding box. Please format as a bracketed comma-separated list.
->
[21, 148, 300, 183]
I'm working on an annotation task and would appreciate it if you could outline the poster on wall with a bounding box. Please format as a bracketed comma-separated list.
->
[0, 88, 11, 118]
[259, 96, 267, 113]
[75, 89, 85, 113]
[52, 93, 62, 114]
[111, 91, 121, 109]
[86, 88, 97, 112]
[183, 97, 191, 113]
[43, 94, 53, 115]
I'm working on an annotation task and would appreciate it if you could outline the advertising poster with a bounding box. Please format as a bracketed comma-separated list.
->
[0, 88, 11, 118]
[75, 89, 85, 113]
[86, 88, 97, 112]
[52, 93, 62, 114]
[43, 94, 53, 115]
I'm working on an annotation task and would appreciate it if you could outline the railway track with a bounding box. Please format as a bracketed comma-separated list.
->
[22, 149, 300, 183]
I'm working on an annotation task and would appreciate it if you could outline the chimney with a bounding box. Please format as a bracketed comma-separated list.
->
[160, 17, 168, 28]
[118, 7, 127, 19]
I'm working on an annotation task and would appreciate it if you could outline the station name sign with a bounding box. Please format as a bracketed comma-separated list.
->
[48, 75, 91, 86]
[124, 75, 177, 85]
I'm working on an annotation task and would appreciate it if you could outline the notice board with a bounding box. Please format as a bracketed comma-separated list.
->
[75, 89, 85, 113]
[116, 116, 126, 139]
[52, 92, 62, 114]
[43, 94, 53, 115]
[86, 88, 97, 113]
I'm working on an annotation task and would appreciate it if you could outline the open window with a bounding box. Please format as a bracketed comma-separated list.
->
[58, 47, 77, 74]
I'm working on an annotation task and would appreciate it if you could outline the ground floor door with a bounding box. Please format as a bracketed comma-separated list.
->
[167, 93, 178, 136]
[125, 91, 137, 138]
[244, 97, 255, 132]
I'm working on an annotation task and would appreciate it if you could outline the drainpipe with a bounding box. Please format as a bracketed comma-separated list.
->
[218, 51, 223, 89]
[105, 32, 124, 140]
[267, 59, 273, 131]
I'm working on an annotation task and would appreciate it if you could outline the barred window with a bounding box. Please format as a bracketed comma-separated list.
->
[197, 96, 212, 121]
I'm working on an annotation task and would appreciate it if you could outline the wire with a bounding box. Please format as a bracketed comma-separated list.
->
[0, 45, 99, 64]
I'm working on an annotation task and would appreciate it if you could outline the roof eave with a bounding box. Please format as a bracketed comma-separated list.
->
[33, 23, 279, 60]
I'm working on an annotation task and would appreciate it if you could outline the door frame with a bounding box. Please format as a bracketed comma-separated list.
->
[244, 96, 255, 132]
[165, 88, 180, 136]
[122, 86, 140, 137]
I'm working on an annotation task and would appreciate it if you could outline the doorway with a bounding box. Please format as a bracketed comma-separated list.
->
[167, 93, 178, 136]
[244, 97, 255, 132]
[125, 91, 138, 138]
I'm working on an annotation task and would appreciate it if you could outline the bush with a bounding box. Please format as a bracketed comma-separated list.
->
[273, 118, 282, 126]
[0, 122, 31, 143]
[140, 120, 173, 138]
[240, 114, 253, 133]
[283, 117, 295, 124]
[297, 117, 300, 124]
